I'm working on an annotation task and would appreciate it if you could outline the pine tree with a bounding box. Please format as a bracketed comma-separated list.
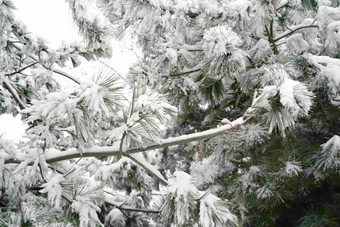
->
[0, 0, 340, 226]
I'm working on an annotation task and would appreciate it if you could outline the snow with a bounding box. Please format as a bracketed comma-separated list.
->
[39, 174, 64, 210]
[129, 153, 168, 184]
[165, 171, 198, 226]
[279, 76, 301, 116]
[256, 184, 274, 199]
[285, 161, 303, 176]
[105, 208, 125, 226]
[191, 156, 220, 186]
[322, 135, 340, 154]
[286, 33, 309, 54]
[325, 21, 340, 53]
[199, 193, 238, 227]
[317, 5, 340, 26]
[166, 48, 178, 65]
[168, 171, 197, 197]
[250, 39, 272, 62]
[66, 0, 107, 29]
[304, 54, 340, 105]
[312, 136, 340, 172]
[71, 197, 101, 227]
[203, 25, 241, 57]
[44, 116, 245, 163]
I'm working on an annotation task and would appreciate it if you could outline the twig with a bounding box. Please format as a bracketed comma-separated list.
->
[169, 68, 201, 77]
[125, 153, 168, 186]
[1, 76, 26, 109]
[105, 198, 161, 213]
[273, 24, 319, 42]
[8, 41, 80, 84]
[5, 61, 39, 76]
[119, 131, 126, 157]
[276, 0, 288, 11]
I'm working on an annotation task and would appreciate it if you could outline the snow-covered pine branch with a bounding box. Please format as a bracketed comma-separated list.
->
[1, 0, 340, 225]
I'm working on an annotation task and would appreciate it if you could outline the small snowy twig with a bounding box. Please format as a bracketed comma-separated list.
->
[1, 76, 26, 109]
[125, 153, 169, 185]
[5, 61, 39, 77]
[276, 0, 288, 11]
[273, 23, 318, 42]
[169, 68, 201, 77]
[105, 197, 161, 213]
[9, 41, 81, 84]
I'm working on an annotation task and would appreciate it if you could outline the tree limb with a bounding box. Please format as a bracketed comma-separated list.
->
[125, 153, 169, 186]
[5, 109, 254, 164]
[8, 41, 81, 84]
[1, 76, 26, 110]
[105, 197, 161, 213]
[273, 24, 318, 42]
[169, 68, 201, 77]
[5, 61, 39, 77]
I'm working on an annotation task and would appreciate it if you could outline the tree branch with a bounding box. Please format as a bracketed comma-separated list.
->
[276, 0, 288, 11]
[5, 109, 255, 164]
[1, 76, 26, 110]
[273, 24, 318, 42]
[105, 197, 161, 213]
[8, 41, 80, 84]
[125, 153, 168, 185]
[169, 68, 201, 77]
[5, 61, 39, 77]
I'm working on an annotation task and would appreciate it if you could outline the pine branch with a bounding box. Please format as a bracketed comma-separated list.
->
[49, 68, 81, 84]
[5, 61, 39, 76]
[1, 76, 26, 109]
[169, 68, 201, 77]
[276, 0, 288, 11]
[5, 107, 256, 164]
[105, 197, 160, 213]
[125, 153, 169, 185]
[8, 41, 81, 84]
[273, 23, 318, 42]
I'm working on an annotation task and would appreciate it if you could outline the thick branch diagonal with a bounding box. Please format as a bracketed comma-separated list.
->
[4, 116, 247, 164]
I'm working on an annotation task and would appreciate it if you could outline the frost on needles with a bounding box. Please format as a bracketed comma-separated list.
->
[0, 0, 340, 226]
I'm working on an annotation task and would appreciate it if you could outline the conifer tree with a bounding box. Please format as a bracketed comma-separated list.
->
[0, 0, 340, 226]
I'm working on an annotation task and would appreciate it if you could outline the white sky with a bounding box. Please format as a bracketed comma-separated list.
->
[0, 0, 137, 142]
